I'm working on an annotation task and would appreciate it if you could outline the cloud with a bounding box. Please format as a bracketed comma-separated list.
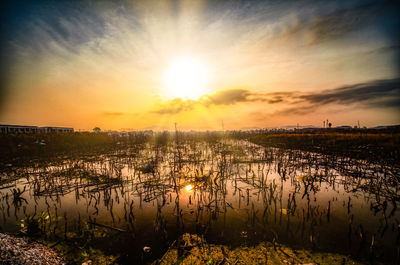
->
[153, 78, 400, 115]
[304, 3, 379, 45]
[205, 89, 250, 105]
[203, 89, 292, 105]
[263, 1, 399, 48]
[151, 90, 249, 114]
[300, 78, 400, 106]
[152, 89, 295, 114]
[152, 98, 198, 114]
[275, 78, 400, 115]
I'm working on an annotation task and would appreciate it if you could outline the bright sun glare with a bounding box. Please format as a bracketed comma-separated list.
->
[164, 56, 209, 99]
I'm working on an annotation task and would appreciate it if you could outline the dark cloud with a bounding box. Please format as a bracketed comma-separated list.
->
[204, 89, 295, 106]
[205, 89, 251, 105]
[275, 78, 400, 115]
[153, 78, 400, 115]
[152, 89, 294, 115]
[300, 78, 400, 106]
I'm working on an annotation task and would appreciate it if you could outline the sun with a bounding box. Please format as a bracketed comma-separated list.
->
[163, 56, 210, 99]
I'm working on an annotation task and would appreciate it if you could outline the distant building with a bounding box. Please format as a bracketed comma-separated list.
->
[40, 127, 74, 133]
[0, 124, 74, 133]
[0, 124, 39, 133]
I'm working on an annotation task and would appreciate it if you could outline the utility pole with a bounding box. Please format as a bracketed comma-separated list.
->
[174, 122, 178, 142]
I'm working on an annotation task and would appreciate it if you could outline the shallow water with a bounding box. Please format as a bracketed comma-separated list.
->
[0, 140, 399, 263]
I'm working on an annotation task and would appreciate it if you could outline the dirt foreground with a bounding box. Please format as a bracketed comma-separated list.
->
[154, 234, 368, 265]
[0, 233, 65, 265]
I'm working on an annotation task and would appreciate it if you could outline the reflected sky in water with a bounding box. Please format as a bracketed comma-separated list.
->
[0, 140, 399, 263]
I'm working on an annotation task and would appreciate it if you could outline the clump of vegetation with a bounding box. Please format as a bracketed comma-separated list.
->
[154, 233, 366, 265]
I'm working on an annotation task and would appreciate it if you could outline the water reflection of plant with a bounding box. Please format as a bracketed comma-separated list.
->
[0, 132, 398, 264]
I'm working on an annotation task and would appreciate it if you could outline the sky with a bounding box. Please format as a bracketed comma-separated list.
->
[0, 0, 399, 130]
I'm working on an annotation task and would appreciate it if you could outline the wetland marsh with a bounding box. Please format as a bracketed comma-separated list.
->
[0, 132, 399, 264]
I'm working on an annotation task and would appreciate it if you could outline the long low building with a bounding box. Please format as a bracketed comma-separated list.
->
[40, 126, 74, 133]
[0, 124, 74, 133]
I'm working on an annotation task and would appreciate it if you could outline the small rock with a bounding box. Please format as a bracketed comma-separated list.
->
[143, 246, 151, 252]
